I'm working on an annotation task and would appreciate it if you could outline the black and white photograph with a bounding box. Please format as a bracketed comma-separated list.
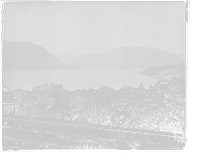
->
[2, 1, 187, 151]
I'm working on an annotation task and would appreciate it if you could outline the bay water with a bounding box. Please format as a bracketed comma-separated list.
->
[3, 69, 163, 91]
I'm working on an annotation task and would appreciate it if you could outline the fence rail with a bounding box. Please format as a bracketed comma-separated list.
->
[2, 115, 183, 145]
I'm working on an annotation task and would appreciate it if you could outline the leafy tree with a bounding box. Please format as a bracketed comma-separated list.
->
[78, 99, 112, 125]
[32, 83, 64, 97]
[134, 108, 163, 131]
[14, 88, 28, 116]
[157, 90, 186, 134]
[178, 79, 185, 89]
[59, 89, 72, 101]
[36, 104, 46, 113]
[110, 87, 138, 111]
[14, 88, 37, 117]
[121, 99, 149, 128]
[149, 85, 154, 90]
[96, 86, 116, 103]
[81, 88, 96, 98]
[164, 83, 182, 92]
[155, 82, 162, 95]
[50, 90, 62, 102]
[136, 80, 186, 134]
[65, 90, 88, 120]
[149, 96, 163, 103]
[170, 77, 178, 84]
[110, 94, 132, 111]
[48, 102, 61, 113]
[138, 82, 146, 95]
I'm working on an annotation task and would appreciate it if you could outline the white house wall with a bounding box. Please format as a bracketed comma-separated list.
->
[3, 104, 15, 115]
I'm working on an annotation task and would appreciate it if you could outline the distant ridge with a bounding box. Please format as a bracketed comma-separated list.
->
[141, 63, 185, 76]
[2, 40, 76, 70]
[61, 47, 184, 69]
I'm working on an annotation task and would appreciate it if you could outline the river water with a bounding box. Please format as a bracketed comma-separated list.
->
[3, 69, 163, 91]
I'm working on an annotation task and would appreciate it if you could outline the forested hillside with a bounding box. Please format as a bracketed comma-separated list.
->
[141, 62, 185, 75]
[2, 41, 79, 70]
[56, 47, 184, 68]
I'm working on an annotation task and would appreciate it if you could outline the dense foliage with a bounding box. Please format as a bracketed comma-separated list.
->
[135, 78, 186, 135]
[65, 90, 88, 120]
[79, 99, 112, 125]
[14, 88, 37, 117]
[121, 99, 149, 128]
[155, 82, 162, 95]
[5, 78, 186, 138]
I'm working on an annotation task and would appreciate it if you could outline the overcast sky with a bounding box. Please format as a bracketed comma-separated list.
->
[3, 2, 185, 56]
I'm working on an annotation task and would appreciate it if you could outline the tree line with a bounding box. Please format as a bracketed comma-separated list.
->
[2, 77, 186, 138]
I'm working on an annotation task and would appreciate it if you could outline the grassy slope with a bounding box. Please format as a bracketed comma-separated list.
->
[2, 128, 183, 150]
[2, 128, 138, 150]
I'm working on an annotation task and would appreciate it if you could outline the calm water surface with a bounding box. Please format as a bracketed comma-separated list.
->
[3, 69, 163, 90]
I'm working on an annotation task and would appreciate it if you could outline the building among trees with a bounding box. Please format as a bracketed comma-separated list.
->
[2, 92, 15, 115]
[37, 97, 55, 111]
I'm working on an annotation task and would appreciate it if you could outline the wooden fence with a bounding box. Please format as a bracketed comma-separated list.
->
[35, 112, 64, 120]
[2, 115, 183, 145]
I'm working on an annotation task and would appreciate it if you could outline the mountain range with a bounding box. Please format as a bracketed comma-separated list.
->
[2, 41, 75, 70]
[2, 41, 184, 70]
[60, 47, 184, 69]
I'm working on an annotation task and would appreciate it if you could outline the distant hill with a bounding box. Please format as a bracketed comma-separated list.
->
[60, 47, 184, 69]
[2, 41, 76, 70]
[141, 63, 185, 76]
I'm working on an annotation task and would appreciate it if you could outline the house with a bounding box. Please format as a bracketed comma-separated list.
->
[118, 111, 128, 121]
[112, 115, 120, 125]
[112, 110, 128, 125]
[37, 97, 55, 111]
[159, 79, 170, 86]
[60, 101, 70, 113]
[2, 92, 15, 115]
